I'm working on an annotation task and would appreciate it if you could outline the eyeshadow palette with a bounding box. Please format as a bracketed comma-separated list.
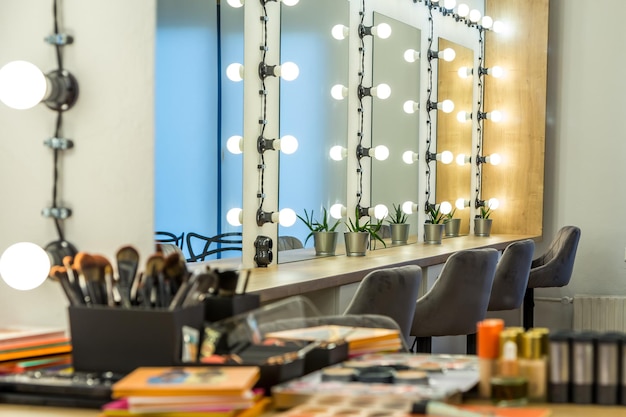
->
[275, 395, 414, 417]
[271, 353, 479, 409]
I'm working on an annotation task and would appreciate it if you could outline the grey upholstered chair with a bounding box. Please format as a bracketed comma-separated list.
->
[277, 236, 304, 251]
[410, 248, 499, 353]
[488, 239, 535, 311]
[523, 225, 581, 329]
[343, 265, 422, 345]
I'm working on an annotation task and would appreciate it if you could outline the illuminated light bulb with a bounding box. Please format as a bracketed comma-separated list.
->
[402, 201, 418, 215]
[275, 135, 299, 154]
[429, 99, 455, 113]
[492, 20, 506, 34]
[442, 48, 456, 62]
[371, 23, 392, 39]
[331, 24, 349, 40]
[457, 111, 471, 123]
[490, 66, 504, 78]
[443, 0, 456, 10]
[0, 61, 48, 110]
[0, 242, 51, 291]
[330, 204, 346, 219]
[370, 204, 389, 220]
[281, 0, 299, 6]
[402, 151, 419, 165]
[481, 16, 494, 29]
[278, 208, 297, 227]
[226, 135, 243, 154]
[456, 153, 470, 165]
[227, 208, 243, 226]
[457, 3, 470, 17]
[458, 66, 473, 79]
[403, 100, 419, 114]
[487, 198, 500, 210]
[489, 110, 503, 122]
[371, 83, 391, 100]
[404, 49, 420, 63]
[226, 0, 244, 7]
[469, 9, 482, 23]
[370, 145, 389, 161]
[276, 61, 299, 81]
[455, 198, 470, 210]
[226, 63, 244, 82]
[331, 84, 348, 100]
[439, 201, 452, 215]
[486, 153, 502, 165]
[329, 145, 347, 161]
[440, 150, 454, 164]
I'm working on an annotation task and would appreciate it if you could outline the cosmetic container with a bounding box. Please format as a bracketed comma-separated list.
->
[498, 338, 520, 377]
[595, 332, 622, 405]
[519, 331, 547, 401]
[547, 329, 572, 403]
[570, 331, 596, 404]
[619, 333, 626, 406]
[476, 319, 504, 398]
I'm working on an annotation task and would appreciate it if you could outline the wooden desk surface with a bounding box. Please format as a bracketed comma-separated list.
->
[200, 234, 538, 302]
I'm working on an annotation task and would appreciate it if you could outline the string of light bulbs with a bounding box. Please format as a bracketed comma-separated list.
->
[423, 4, 435, 212]
[355, 0, 367, 215]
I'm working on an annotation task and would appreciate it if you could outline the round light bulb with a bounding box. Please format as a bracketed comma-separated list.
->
[372, 204, 389, 220]
[373, 83, 391, 100]
[492, 20, 506, 34]
[226, 0, 244, 7]
[403, 100, 419, 114]
[489, 110, 503, 123]
[278, 61, 299, 81]
[457, 3, 470, 17]
[457, 111, 471, 123]
[456, 153, 469, 165]
[330, 84, 347, 100]
[329, 145, 346, 161]
[457, 66, 472, 79]
[330, 204, 345, 219]
[227, 208, 243, 226]
[487, 198, 500, 210]
[279, 208, 297, 227]
[402, 150, 418, 165]
[490, 66, 504, 78]
[331, 24, 349, 40]
[443, 0, 456, 10]
[226, 63, 244, 82]
[440, 201, 452, 215]
[373, 23, 392, 39]
[442, 48, 456, 62]
[226, 135, 243, 154]
[402, 201, 417, 214]
[441, 99, 455, 113]
[0, 61, 48, 110]
[278, 135, 298, 154]
[455, 198, 468, 210]
[372, 145, 389, 161]
[469, 9, 482, 23]
[488, 153, 502, 165]
[440, 150, 454, 165]
[281, 0, 299, 5]
[404, 49, 420, 63]
[0, 242, 51, 291]
[481, 16, 494, 29]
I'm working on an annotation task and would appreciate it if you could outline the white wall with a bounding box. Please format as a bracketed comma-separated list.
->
[0, 0, 155, 328]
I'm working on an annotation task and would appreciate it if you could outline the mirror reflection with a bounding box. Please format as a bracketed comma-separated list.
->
[371, 13, 421, 248]
[278, 0, 349, 262]
[435, 38, 473, 236]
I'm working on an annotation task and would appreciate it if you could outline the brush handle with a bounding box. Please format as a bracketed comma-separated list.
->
[57, 275, 84, 306]
[117, 261, 136, 308]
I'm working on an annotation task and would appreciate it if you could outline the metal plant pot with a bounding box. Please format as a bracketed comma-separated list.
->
[390, 223, 410, 245]
[424, 223, 445, 244]
[444, 218, 461, 237]
[344, 232, 369, 256]
[474, 218, 493, 237]
[313, 231, 338, 256]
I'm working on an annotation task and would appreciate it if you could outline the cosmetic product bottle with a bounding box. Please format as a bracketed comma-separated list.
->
[595, 332, 622, 405]
[498, 339, 520, 377]
[519, 331, 547, 401]
[477, 319, 504, 398]
[570, 331, 596, 405]
[548, 329, 572, 403]
[492, 336, 528, 406]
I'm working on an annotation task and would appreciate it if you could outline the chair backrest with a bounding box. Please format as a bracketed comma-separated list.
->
[186, 232, 243, 262]
[410, 248, 499, 337]
[528, 225, 581, 289]
[277, 236, 304, 251]
[488, 239, 535, 311]
[155, 231, 185, 250]
[343, 265, 422, 344]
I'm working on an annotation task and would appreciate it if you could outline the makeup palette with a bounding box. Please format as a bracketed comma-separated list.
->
[275, 395, 415, 417]
[272, 353, 479, 409]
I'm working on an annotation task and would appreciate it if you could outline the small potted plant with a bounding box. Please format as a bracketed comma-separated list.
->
[444, 208, 461, 237]
[474, 204, 493, 237]
[344, 208, 386, 256]
[424, 204, 446, 244]
[297, 208, 340, 256]
[386, 203, 410, 245]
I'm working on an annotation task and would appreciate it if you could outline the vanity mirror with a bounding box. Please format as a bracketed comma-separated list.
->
[370, 12, 421, 248]
[278, 0, 349, 262]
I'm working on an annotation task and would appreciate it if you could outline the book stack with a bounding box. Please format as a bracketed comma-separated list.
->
[101, 366, 270, 417]
[264, 325, 403, 357]
[0, 326, 72, 374]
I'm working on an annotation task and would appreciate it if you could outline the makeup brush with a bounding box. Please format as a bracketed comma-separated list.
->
[93, 254, 116, 307]
[116, 246, 139, 308]
[63, 255, 84, 304]
[139, 254, 164, 308]
[163, 252, 188, 298]
[76, 252, 106, 305]
[72, 252, 92, 305]
[48, 265, 84, 306]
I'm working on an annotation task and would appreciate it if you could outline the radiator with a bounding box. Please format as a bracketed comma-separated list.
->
[573, 295, 626, 332]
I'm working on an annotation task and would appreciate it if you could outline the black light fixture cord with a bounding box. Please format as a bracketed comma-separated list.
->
[356, 0, 366, 210]
[424, 4, 434, 209]
[475, 29, 485, 207]
[257, 3, 269, 212]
